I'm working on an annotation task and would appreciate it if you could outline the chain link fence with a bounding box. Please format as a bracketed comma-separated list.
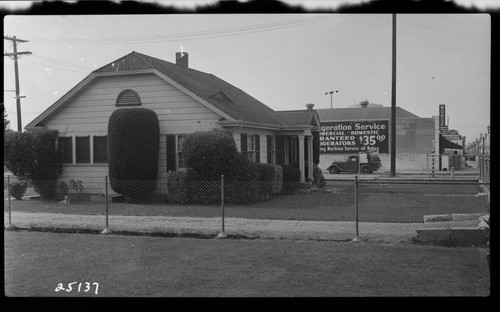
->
[4, 175, 490, 244]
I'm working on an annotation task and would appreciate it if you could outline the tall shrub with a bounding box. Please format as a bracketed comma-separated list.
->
[282, 165, 301, 194]
[108, 108, 160, 200]
[4, 128, 63, 199]
[183, 129, 245, 180]
[183, 129, 260, 204]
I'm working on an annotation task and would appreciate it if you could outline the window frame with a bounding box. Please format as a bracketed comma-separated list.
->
[75, 136, 91, 164]
[93, 135, 108, 164]
[267, 135, 275, 165]
[58, 137, 73, 164]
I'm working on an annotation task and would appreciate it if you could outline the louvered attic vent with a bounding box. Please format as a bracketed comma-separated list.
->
[116, 89, 142, 107]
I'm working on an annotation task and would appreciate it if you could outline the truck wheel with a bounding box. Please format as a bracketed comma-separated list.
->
[329, 167, 340, 174]
[361, 166, 372, 174]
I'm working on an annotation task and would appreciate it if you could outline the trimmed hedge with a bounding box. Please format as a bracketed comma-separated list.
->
[4, 128, 63, 199]
[108, 108, 160, 200]
[282, 165, 301, 194]
[183, 129, 244, 180]
[180, 130, 288, 205]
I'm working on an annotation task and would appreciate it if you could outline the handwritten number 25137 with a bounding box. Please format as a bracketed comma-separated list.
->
[55, 282, 99, 294]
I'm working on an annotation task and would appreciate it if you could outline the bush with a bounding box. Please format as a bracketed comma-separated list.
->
[108, 108, 160, 200]
[55, 181, 69, 201]
[183, 129, 244, 180]
[4, 129, 63, 199]
[9, 181, 27, 200]
[272, 165, 283, 194]
[167, 171, 189, 204]
[282, 165, 301, 194]
[225, 160, 260, 204]
[255, 163, 283, 198]
[184, 129, 262, 204]
[312, 164, 326, 189]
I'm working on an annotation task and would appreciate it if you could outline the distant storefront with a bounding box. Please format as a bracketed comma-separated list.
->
[316, 103, 459, 172]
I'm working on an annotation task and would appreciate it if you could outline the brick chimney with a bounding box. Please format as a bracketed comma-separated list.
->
[176, 52, 188, 68]
[306, 103, 314, 111]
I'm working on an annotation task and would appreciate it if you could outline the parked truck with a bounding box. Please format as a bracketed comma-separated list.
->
[326, 152, 382, 174]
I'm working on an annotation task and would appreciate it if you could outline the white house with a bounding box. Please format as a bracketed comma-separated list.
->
[26, 51, 321, 193]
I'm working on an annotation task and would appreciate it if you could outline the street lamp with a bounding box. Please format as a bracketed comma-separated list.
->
[487, 125, 491, 155]
[481, 133, 485, 156]
[325, 90, 338, 109]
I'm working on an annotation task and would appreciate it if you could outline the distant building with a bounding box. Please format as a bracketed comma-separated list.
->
[316, 102, 461, 172]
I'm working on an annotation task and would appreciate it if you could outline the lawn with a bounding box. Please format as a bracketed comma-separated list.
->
[4, 230, 490, 297]
[5, 181, 489, 223]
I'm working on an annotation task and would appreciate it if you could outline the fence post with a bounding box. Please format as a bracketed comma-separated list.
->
[217, 175, 227, 239]
[101, 176, 112, 234]
[5, 175, 16, 231]
[352, 176, 360, 242]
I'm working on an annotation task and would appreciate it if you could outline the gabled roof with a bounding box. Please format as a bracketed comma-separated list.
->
[27, 51, 320, 130]
[94, 51, 279, 125]
[316, 107, 420, 121]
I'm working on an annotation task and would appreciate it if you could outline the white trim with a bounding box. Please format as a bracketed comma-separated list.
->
[26, 68, 234, 129]
[90, 135, 94, 164]
[72, 136, 76, 164]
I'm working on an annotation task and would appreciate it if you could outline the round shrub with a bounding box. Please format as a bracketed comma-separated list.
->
[183, 129, 243, 180]
[313, 164, 326, 189]
[108, 108, 160, 200]
[4, 128, 63, 199]
[9, 181, 27, 200]
[167, 171, 189, 204]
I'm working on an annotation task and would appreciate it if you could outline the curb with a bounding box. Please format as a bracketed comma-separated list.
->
[416, 227, 488, 247]
[423, 213, 488, 223]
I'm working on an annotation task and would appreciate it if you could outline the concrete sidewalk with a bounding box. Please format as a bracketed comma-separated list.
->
[4, 211, 485, 245]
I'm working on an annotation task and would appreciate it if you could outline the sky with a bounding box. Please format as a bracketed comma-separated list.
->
[3, 12, 491, 144]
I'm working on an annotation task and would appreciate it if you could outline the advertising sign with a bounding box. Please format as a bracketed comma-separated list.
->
[319, 120, 389, 154]
[439, 104, 447, 130]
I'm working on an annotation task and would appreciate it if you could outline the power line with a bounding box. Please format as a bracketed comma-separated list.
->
[397, 71, 490, 82]
[24, 58, 91, 74]
[24, 15, 353, 45]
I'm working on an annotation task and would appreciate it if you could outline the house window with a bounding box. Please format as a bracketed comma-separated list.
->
[177, 135, 186, 169]
[241, 133, 260, 163]
[75, 136, 90, 163]
[93, 136, 108, 163]
[247, 135, 255, 162]
[116, 89, 141, 107]
[166, 134, 187, 171]
[58, 137, 73, 164]
[267, 136, 275, 165]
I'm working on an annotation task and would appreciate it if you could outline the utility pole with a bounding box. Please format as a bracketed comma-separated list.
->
[4, 35, 32, 132]
[390, 14, 397, 177]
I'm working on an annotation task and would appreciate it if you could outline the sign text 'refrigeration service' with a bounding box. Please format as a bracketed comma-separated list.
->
[319, 120, 389, 154]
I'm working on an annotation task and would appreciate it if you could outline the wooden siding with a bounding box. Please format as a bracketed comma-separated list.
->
[45, 73, 222, 190]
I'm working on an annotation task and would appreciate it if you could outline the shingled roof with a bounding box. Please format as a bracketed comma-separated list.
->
[95, 51, 281, 125]
[316, 107, 420, 121]
[27, 51, 320, 129]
